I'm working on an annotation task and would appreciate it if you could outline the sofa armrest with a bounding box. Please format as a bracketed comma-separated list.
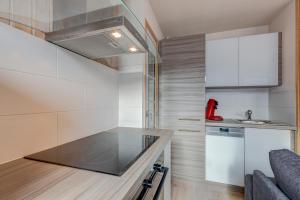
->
[253, 170, 289, 200]
[245, 174, 253, 200]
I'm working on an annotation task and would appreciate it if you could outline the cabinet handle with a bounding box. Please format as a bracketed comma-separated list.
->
[177, 129, 201, 133]
[178, 118, 201, 121]
[219, 128, 229, 132]
[136, 166, 169, 200]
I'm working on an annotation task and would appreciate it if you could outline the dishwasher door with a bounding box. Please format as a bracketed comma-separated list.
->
[205, 126, 245, 186]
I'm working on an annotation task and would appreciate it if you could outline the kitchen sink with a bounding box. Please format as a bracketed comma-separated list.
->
[237, 120, 270, 125]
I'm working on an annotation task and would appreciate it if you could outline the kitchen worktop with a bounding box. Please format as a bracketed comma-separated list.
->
[0, 127, 173, 200]
[206, 119, 296, 131]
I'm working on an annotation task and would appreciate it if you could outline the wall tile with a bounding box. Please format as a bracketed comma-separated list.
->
[0, 23, 57, 77]
[32, 0, 51, 32]
[86, 0, 115, 12]
[85, 86, 118, 110]
[213, 106, 269, 120]
[57, 48, 118, 86]
[53, 0, 86, 21]
[0, 0, 10, 23]
[206, 89, 269, 119]
[84, 108, 118, 134]
[58, 109, 118, 144]
[0, 113, 58, 164]
[57, 49, 94, 84]
[0, 21, 120, 164]
[269, 89, 296, 108]
[269, 106, 296, 125]
[11, 0, 32, 27]
[0, 69, 84, 115]
[58, 110, 87, 144]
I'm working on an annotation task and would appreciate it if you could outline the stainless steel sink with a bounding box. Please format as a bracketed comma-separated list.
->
[237, 119, 270, 125]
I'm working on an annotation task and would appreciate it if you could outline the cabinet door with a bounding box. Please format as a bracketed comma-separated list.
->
[239, 33, 279, 86]
[206, 38, 239, 87]
[206, 135, 244, 186]
[245, 128, 291, 177]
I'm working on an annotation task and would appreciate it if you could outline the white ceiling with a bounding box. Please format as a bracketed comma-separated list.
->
[149, 0, 291, 37]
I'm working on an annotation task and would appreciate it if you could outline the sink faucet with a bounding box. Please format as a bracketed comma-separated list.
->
[246, 110, 253, 120]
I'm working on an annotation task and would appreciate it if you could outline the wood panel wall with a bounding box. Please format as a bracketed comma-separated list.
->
[159, 34, 206, 181]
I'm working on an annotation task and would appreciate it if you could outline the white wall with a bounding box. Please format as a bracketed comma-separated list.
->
[205, 26, 271, 120]
[119, 72, 143, 128]
[206, 89, 269, 119]
[0, 23, 119, 164]
[269, 0, 296, 125]
[118, 54, 144, 128]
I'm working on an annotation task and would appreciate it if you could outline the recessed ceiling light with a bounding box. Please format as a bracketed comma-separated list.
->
[129, 46, 138, 52]
[111, 31, 122, 38]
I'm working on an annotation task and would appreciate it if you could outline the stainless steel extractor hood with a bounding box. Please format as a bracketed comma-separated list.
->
[45, 5, 148, 59]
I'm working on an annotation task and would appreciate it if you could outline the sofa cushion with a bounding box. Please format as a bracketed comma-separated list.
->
[270, 149, 300, 200]
[245, 174, 253, 200]
[253, 170, 289, 200]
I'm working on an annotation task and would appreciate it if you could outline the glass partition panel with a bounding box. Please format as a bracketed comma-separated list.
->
[146, 52, 156, 128]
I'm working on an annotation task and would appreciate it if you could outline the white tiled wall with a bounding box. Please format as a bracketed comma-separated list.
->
[0, 23, 119, 164]
[0, 0, 10, 23]
[206, 89, 270, 120]
[0, 21, 56, 76]
[0, 0, 52, 32]
[0, 113, 58, 163]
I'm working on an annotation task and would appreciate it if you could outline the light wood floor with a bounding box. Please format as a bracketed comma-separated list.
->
[172, 177, 244, 200]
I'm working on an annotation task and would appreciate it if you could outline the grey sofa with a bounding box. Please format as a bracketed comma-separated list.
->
[245, 149, 300, 200]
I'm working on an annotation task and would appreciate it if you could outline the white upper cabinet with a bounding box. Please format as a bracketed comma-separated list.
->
[205, 32, 281, 88]
[239, 33, 280, 87]
[206, 38, 239, 87]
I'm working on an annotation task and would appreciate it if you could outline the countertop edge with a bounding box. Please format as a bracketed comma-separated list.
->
[205, 121, 296, 131]
[108, 127, 174, 200]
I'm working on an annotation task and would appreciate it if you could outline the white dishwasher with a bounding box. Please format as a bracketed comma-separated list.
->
[205, 126, 245, 187]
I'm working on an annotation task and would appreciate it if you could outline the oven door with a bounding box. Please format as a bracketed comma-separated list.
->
[132, 164, 169, 200]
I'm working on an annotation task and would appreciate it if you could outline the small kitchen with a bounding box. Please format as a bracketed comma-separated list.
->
[204, 24, 296, 187]
[0, 0, 298, 200]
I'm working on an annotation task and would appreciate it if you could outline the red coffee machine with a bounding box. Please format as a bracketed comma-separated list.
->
[206, 99, 223, 121]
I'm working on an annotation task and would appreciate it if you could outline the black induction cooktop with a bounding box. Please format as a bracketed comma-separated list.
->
[25, 131, 159, 176]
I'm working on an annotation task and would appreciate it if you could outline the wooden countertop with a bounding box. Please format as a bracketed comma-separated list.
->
[0, 127, 173, 200]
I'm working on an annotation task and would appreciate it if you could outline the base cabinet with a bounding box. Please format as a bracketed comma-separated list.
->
[205, 126, 294, 186]
[245, 128, 292, 177]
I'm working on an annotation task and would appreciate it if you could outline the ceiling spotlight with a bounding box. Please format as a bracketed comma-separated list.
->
[129, 46, 138, 52]
[111, 31, 122, 38]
